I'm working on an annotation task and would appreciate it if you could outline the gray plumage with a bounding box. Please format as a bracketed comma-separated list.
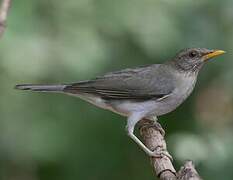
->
[15, 48, 225, 157]
[64, 64, 175, 100]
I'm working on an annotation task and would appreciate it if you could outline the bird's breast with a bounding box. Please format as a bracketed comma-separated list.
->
[174, 73, 197, 100]
[153, 73, 197, 116]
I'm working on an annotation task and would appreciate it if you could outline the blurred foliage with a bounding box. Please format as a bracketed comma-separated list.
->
[0, 0, 233, 179]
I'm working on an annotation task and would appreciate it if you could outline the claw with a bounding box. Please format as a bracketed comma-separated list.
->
[148, 147, 173, 161]
[153, 122, 165, 136]
[146, 122, 165, 136]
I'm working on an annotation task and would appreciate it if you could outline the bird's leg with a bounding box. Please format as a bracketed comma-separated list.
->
[126, 117, 155, 156]
[126, 114, 172, 160]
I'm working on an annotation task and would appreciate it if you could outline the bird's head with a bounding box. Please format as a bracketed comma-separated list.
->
[172, 48, 225, 73]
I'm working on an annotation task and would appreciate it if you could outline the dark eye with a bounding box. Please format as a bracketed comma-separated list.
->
[189, 51, 197, 58]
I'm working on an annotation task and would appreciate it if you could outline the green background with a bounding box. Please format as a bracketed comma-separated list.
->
[1, 0, 233, 179]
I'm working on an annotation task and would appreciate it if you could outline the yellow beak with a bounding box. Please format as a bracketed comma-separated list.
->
[203, 50, 226, 61]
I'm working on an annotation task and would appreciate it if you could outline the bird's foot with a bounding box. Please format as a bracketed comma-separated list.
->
[145, 122, 165, 137]
[153, 122, 165, 137]
[140, 121, 165, 137]
[148, 146, 173, 161]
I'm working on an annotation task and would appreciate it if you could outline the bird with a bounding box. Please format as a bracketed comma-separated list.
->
[15, 48, 225, 158]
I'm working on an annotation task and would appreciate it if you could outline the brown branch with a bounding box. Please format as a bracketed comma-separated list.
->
[0, 0, 11, 38]
[177, 161, 202, 180]
[139, 119, 202, 180]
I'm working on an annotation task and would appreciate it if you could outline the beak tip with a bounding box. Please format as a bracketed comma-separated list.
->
[215, 49, 226, 54]
[204, 49, 226, 61]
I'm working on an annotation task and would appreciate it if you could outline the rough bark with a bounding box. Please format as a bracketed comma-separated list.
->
[139, 119, 202, 180]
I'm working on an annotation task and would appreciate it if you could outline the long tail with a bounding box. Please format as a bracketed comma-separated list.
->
[15, 84, 66, 92]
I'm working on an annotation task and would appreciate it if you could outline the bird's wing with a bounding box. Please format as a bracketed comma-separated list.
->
[64, 64, 175, 101]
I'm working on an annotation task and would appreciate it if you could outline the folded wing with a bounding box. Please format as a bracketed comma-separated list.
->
[64, 64, 175, 101]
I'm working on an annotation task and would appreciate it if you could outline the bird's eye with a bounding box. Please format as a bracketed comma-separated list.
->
[189, 51, 197, 58]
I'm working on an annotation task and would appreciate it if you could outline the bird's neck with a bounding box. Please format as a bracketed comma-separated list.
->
[167, 61, 202, 77]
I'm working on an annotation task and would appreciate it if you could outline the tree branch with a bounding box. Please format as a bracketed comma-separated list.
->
[177, 161, 202, 180]
[139, 119, 202, 180]
[0, 0, 11, 38]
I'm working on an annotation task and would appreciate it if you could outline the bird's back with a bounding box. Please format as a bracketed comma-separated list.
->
[64, 64, 176, 101]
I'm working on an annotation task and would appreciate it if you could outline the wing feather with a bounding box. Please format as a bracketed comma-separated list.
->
[64, 64, 175, 101]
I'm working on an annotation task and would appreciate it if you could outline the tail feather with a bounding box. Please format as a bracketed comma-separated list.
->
[15, 84, 66, 92]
